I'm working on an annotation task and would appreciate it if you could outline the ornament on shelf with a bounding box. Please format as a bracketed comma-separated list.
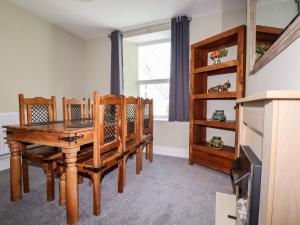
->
[256, 42, 271, 56]
[211, 110, 226, 122]
[210, 48, 228, 64]
[208, 80, 231, 93]
[209, 136, 224, 149]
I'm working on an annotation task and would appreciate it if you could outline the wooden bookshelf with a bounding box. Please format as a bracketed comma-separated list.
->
[193, 92, 237, 99]
[189, 25, 246, 174]
[194, 60, 238, 74]
[193, 120, 236, 130]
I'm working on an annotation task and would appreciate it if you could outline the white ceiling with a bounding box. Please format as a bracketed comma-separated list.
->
[8, 0, 246, 40]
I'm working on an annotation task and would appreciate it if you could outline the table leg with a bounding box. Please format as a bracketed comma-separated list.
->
[63, 147, 80, 225]
[9, 141, 22, 201]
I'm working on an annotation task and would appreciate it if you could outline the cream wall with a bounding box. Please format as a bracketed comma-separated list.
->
[257, 0, 297, 28]
[246, 38, 300, 96]
[0, 0, 85, 119]
[83, 36, 111, 98]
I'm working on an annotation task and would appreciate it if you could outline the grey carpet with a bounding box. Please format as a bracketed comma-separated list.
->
[0, 154, 232, 225]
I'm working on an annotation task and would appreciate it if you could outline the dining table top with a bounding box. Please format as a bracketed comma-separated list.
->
[4, 119, 94, 134]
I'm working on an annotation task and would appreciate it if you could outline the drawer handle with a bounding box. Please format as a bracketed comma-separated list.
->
[228, 215, 237, 220]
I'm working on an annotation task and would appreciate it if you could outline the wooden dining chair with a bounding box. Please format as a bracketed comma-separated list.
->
[88, 98, 93, 119]
[19, 94, 62, 201]
[139, 98, 153, 170]
[62, 97, 87, 121]
[124, 97, 141, 177]
[59, 92, 125, 216]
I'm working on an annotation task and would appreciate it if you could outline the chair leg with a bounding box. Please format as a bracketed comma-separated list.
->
[149, 142, 153, 163]
[78, 175, 83, 184]
[21, 144, 29, 193]
[45, 163, 55, 202]
[146, 144, 150, 160]
[140, 146, 144, 171]
[91, 173, 101, 216]
[118, 158, 125, 193]
[59, 173, 66, 206]
[123, 155, 127, 188]
[136, 149, 141, 175]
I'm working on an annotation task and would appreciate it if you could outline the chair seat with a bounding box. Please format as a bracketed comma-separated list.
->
[77, 149, 122, 172]
[24, 145, 62, 163]
[141, 134, 152, 145]
[126, 139, 139, 152]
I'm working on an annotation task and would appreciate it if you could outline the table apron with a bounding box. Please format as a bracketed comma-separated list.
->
[6, 129, 94, 148]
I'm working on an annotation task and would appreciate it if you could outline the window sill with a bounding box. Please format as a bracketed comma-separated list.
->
[154, 118, 168, 122]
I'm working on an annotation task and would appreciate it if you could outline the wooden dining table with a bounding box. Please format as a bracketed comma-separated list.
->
[4, 120, 94, 225]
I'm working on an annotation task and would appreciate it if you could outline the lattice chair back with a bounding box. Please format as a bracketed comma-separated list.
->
[19, 94, 57, 126]
[125, 97, 139, 142]
[140, 98, 153, 136]
[88, 98, 94, 119]
[92, 92, 125, 168]
[62, 97, 86, 121]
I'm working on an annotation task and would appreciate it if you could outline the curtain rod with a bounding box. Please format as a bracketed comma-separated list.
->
[107, 17, 192, 38]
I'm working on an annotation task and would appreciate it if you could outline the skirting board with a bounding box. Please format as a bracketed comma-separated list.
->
[153, 145, 188, 158]
[0, 154, 10, 171]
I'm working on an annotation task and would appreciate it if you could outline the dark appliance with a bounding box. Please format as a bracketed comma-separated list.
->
[232, 145, 262, 225]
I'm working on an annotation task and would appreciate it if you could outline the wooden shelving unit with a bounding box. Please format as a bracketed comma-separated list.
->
[256, 25, 284, 60]
[189, 25, 246, 174]
[193, 92, 237, 99]
[256, 25, 283, 46]
[193, 120, 236, 130]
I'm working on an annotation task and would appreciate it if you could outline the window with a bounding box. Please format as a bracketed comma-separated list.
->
[138, 41, 170, 120]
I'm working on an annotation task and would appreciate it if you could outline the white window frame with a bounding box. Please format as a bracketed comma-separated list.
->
[137, 39, 171, 121]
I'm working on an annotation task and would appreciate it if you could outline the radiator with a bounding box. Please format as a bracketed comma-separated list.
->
[0, 112, 19, 155]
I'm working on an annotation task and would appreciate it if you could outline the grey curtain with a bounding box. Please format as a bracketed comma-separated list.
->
[110, 30, 124, 95]
[169, 16, 190, 122]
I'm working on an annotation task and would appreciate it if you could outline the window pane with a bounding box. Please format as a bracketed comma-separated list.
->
[139, 83, 169, 118]
[138, 42, 170, 80]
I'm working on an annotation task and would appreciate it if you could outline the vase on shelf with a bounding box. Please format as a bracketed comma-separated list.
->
[211, 110, 226, 121]
[210, 48, 228, 65]
[209, 136, 223, 149]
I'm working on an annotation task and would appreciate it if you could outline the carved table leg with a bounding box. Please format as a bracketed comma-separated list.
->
[63, 147, 79, 225]
[9, 141, 22, 201]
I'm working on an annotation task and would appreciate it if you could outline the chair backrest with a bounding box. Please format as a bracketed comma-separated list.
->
[140, 98, 153, 136]
[125, 97, 139, 142]
[88, 98, 93, 119]
[62, 97, 86, 121]
[19, 94, 57, 126]
[92, 92, 125, 168]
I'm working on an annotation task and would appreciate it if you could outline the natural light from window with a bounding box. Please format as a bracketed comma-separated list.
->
[138, 41, 170, 120]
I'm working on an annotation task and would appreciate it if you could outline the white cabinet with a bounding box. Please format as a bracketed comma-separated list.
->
[237, 91, 300, 225]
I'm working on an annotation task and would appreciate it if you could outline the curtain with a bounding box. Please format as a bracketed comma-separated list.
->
[110, 30, 124, 95]
[169, 16, 190, 122]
